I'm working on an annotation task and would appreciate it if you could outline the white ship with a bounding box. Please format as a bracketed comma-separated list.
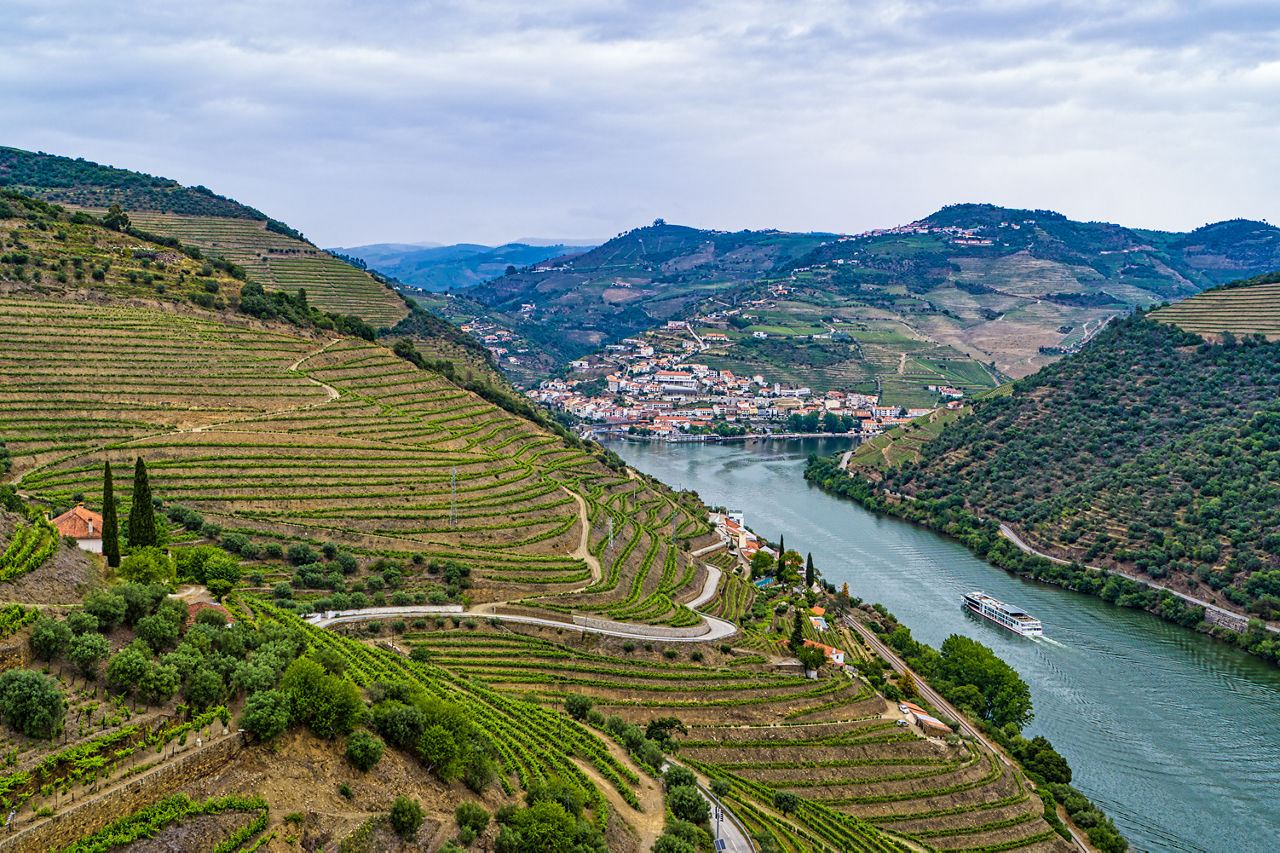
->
[962, 591, 1043, 637]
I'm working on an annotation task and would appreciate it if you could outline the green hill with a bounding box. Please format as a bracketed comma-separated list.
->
[334, 241, 597, 292]
[0, 146, 410, 328]
[820, 301, 1280, 661]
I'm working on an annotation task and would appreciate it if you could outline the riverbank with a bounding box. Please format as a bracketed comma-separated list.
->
[610, 437, 1280, 852]
[588, 429, 863, 443]
[804, 453, 1280, 668]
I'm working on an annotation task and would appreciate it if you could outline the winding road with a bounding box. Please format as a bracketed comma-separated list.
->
[998, 523, 1279, 635]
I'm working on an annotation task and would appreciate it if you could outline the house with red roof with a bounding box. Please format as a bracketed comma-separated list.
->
[51, 504, 104, 554]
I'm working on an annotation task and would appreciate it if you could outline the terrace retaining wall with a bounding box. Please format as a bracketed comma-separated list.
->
[1, 732, 242, 853]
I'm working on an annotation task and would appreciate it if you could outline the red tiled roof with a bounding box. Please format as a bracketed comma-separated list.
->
[51, 504, 103, 539]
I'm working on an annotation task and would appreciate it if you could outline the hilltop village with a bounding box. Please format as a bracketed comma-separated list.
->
[528, 319, 962, 438]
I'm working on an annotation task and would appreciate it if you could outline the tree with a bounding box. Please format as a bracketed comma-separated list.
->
[652, 836, 697, 853]
[105, 646, 149, 695]
[508, 800, 575, 852]
[564, 693, 593, 720]
[776, 534, 785, 578]
[0, 669, 66, 738]
[135, 611, 180, 653]
[280, 656, 362, 739]
[120, 547, 173, 586]
[102, 461, 120, 567]
[346, 729, 385, 771]
[789, 610, 805, 652]
[797, 646, 826, 672]
[241, 689, 291, 741]
[899, 670, 919, 699]
[419, 723, 460, 780]
[83, 589, 126, 630]
[456, 801, 490, 834]
[185, 664, 225, 708]
[805, 553, 815, 587]
[667, 784, 709, 824]
[646, 716, 687, 748]
[68, 631, 110, 678]
[663, 765, 697, 791]
[29, 616, 71, 662]
[137, 662, 180, 705]
[102, 203, 130, 232]
[772, 790, 799, 816]
[389, 795, 424, 839]
[127, 457, 158, 548]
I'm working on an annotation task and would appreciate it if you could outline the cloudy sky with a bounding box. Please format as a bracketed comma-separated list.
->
[3, 0, 1279, 246]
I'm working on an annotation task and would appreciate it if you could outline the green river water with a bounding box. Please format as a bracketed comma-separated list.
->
[611, 437, 1280, 853]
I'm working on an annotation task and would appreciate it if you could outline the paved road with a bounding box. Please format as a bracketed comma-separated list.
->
[999, 523, 1279, 634]
[699, 782, 756, 853]
[310, 602, 738, 642]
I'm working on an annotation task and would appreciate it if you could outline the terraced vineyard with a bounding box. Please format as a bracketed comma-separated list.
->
[400, 627, 1066, 852]
[120, 211, 408, 327]
[1152, 274, 1280, 338]
[6, 294, 711, 619]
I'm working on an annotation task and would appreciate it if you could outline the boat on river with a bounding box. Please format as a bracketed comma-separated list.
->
[963, 591, 1043, 637]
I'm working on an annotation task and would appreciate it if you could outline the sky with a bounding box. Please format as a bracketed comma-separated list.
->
[3, 0, 1279, 247]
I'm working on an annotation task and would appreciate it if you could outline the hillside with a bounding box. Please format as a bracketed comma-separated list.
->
[450, 207, 1280, 399]
[0, 193, 1079, 851]
[463, 222, 831, 364]
[333, 241, 597, 292]
[829, 305, 1280, 656]
[0, 146, 409, 329]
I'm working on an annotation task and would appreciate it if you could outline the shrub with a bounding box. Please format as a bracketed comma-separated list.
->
[586, 708, 606, 727]
[338, 783, 353, 799]
[288, 543, 320, 565]
[667, 784, 709, 824]
[455, 801, 490, 834]
[389, 795, 424, 839]
[664, 765, 697, 791]
[663, 649, 678, 660]
[346, 729, 385, 771]
[263, 543, 284, 560]
[239, 688, 290, 741]
[564, 694, 593, 720]
[690, 651, 703, 662]
[621, 641, 635, 654]
[710, 778, 731, 797]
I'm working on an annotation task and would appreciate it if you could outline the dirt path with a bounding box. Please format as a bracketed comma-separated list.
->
[566, 490, 603, 588]
[577, 739, 666, 852]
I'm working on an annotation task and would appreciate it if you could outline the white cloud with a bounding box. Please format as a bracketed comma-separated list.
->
[0, 0, 1277, 243]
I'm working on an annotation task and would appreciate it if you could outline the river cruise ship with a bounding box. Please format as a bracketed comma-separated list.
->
[962, 591, 1043, 637]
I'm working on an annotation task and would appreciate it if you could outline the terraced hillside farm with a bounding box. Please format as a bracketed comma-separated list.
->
[5, 294, 712, 622]
[390, 625, 1068, 853]
[119, 211, 409, 327]
[1151, 273, 1280, 338]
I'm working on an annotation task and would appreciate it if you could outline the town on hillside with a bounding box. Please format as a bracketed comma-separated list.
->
[527, 319, 963, 438]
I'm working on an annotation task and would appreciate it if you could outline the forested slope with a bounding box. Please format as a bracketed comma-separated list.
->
[836, 310, 1280, 641]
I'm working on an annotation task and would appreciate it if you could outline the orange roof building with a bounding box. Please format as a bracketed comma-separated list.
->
[51, 504, 104, 554]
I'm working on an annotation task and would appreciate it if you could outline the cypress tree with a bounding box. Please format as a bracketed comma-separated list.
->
[789, 609, 805, 652]
[101, 461, 120, 567]
[776, 534, 786, 577]
[127, 457, 157, 548]
[805, 553, 815, 587]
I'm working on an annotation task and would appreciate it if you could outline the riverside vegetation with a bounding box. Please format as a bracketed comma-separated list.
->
[807, 294, 1280, 664]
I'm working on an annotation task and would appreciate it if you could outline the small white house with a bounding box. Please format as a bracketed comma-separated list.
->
[51, 504, 104, 554]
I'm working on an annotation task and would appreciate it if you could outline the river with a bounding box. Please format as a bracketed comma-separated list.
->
[610, 437, 1280, 853]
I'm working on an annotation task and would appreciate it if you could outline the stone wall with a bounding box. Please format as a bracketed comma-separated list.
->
[1, 732, 241, 853]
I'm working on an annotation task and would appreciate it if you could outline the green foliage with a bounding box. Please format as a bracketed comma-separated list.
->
[241, 689, 291, 741]
[280, 656, 362, 739]
[0, 669, 66, 738]
[126, 457, 158, 548]
[29, 615, 72, 662]
[120, 546, 174, 586]
[68, 631, 110, 678]
[666, 784, 709, 824]
[772, 790, 799, 816]
[564, 693, 592, 720]
[105, 645, 149, 695]
[389, 795, 424, 839]
[345, 729, 385, 771]
[455, 800, 490, 834]
[102, 461, 120, 568]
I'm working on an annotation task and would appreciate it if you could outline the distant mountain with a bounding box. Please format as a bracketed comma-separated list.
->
[443, 206, 1280, 395]
[331, 241, 598, 292]
[464, 222, 831, 362]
